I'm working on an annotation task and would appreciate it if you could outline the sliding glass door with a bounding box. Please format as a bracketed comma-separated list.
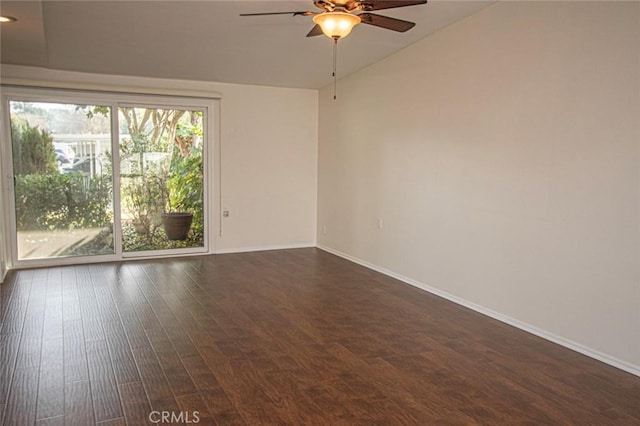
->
[118, 106, 205, 254]
[2, 89, 213, 267]
[9, 101, 114, 260]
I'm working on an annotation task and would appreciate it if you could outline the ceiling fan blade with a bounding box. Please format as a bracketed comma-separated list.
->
[358, 13, 415, 32]
[358, 1, 427, 12]
[306, 24, 324, 37]
[239, 11, 313, 17]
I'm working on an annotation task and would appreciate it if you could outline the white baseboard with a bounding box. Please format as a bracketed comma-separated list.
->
[317, 244, 640, 378]
[215, 243, 315, 255]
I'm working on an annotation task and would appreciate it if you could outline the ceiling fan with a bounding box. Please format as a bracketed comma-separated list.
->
[241, 1, 428, 99]
[240, 0, 428, 40]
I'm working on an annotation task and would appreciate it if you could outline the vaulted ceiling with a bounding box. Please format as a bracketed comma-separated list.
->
[1, 1, 492, 89]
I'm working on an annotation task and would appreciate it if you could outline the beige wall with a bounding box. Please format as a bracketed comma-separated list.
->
[317, 2, 640, 372]
[1, 65, 318, 254]
[214, 83, 318, 251]
[0, 187, 5, 282]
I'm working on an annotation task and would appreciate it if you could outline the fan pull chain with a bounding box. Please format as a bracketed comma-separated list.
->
[332, 37, 338, 100]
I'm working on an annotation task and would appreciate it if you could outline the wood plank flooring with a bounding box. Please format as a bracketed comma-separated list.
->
[1, 248, 639, 425]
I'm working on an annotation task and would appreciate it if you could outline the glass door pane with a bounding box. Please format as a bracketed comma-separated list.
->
[9, 101, 114, 260]
[118, 107, 205, 253]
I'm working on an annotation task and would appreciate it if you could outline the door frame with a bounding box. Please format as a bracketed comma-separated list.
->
[0, 86, 220, 270]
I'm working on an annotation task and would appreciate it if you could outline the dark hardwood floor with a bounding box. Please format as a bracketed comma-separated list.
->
[1, 248, 639, 425]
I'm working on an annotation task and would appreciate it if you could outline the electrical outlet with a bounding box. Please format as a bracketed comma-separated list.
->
[377, 218, 383, 230]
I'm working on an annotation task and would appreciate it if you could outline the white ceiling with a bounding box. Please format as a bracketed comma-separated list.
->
[0, 1, 493, 89]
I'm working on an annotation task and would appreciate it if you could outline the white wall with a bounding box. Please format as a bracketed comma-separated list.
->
[0, 65, 318, 254]
[317, 2, 640, 373]
[0, 190, 6, 282]
[216, 83, 318, 252]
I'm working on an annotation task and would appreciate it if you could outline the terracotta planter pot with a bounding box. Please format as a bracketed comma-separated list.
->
[163, 212, 193, 241]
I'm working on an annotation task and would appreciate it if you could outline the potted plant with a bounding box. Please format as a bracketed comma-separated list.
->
[163, 155, 202, 241]
[163, 211, 193, 241]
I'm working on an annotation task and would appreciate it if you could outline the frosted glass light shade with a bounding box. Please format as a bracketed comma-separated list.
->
[312, 11, 361, 39]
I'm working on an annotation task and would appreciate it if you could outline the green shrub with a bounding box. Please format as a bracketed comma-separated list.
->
[15, 172, 112, 230]
[168, 153, 203, 239]
[11, 120, 58, 175]
[120, 164, 169, 241]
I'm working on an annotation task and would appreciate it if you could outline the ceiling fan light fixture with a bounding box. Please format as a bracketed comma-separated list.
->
[313, 11, 361, 39]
